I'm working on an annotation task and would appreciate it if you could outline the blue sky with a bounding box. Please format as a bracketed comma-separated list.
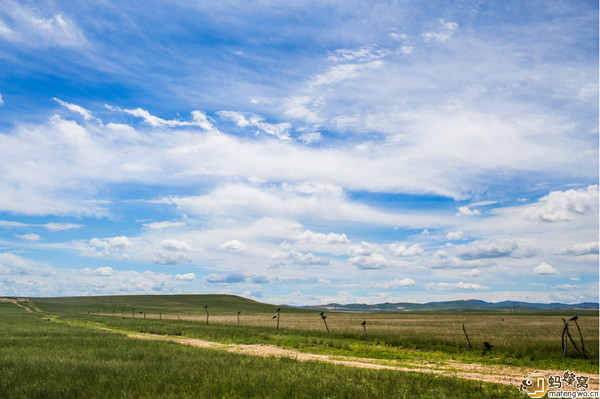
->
[0, 0, 597, 305]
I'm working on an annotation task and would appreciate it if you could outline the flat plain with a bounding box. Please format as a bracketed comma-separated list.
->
[1, 295, 598, 398]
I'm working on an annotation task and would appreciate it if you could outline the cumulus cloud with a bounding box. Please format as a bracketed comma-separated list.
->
[0, 252, 177, 297]
[272, 250, 329, 266]
[151, 251, 191, 265]
[218, 240, 247, 252]
[349, 241, 381, 256]
[161, 239, 192, 252]
[430, 250, 488, 269]
[461, 269, 481, 278]
[524, 185, 599, 223]
[90, 236, 132, 250]
[294, 230, 349, 245]
[454, 240, 518, 260]
[175, 273, 195, 281]
[555, 242, 599, 256]
[533, 262, 557, 275]
[95, 267, 114, 276]
[349, 253, 389, 269]
[446, 231, 463, 240]
[426, 281, 489, 291]
[456, 206, 480, 216]
[389, 243, 423, 257]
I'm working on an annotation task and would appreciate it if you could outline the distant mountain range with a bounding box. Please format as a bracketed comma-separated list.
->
[303, 300, 599, 312]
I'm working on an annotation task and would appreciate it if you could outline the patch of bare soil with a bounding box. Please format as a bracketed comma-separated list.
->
[0, 297, 33, 312]
[123, 331, 599, 390]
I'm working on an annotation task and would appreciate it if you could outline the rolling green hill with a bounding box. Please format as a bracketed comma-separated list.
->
[29, 294, 313, 316]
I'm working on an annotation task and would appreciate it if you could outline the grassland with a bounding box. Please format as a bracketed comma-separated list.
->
[0, 301, 524, 398]
[30, 294, 599, 374]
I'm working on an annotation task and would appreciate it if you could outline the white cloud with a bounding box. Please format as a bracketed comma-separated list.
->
[0, 3, 86, 48]
[175, 273, 195, 281]
[271, 250, 329, 266]
[454, 240, 518, 260]
[555, 242, 599, 256]
[389, 243, 423, 257]
[533, 262, 558, 275]
[349, 241, 381, 256]
[143, 221, 186, 230]
[218, 239, 247, 252]
[422, 19, 458, 42]
[312, 60, 385, 86]
[461, 269, 481, 278]
[327, 45, 391, 63]
[0, 252, 179, 297]
[0, 93, 3, 106]
[370, 278, 415, 288]
[54, 98, 98, 122]
[44, 223, 83, 231]
[217, 110, 291, 140]
[523, 185, 598, 223]
[108, 105, 214, 130]
[294, 230, 349, 245]
[456, 206, 480, 216]
[426, 281, 489, 291]
[206, 273, 247, 284]
[151, 251, 191, 265]
[555, 284, 578, 290]
[349, 253, 389, 269]
[95, 267, 114, 276]
[17, 233, 40, 241]
[161, 239, 192, 252]
[430, 250, 488, 269]
[446, 231, 463, 240]
[297, 131, 322, 144]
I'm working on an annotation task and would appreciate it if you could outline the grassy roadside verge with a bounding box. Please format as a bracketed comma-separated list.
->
[0, 303, 523, 398]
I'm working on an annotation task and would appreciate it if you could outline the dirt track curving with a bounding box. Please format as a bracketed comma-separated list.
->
[124, 330, 599, 390]
[0, 297, 33, 312]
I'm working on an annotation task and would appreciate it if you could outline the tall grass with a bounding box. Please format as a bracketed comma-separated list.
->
[0, 303, 521, 398]
[63, 310, 599, 373]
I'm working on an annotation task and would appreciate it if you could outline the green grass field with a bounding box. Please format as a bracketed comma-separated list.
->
[30, 294, 599, 374]
[0, 301, 524, 398]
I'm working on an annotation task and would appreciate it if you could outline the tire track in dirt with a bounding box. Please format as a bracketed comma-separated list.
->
[122, 330, 599, 390]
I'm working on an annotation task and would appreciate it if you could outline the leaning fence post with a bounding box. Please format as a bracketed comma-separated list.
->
[361, 321, 368, 339]
[572, 317, 588, 359]
[237, 311, 241, 326]
[462, 323, 473, 351]
[320, 312, 330, 334]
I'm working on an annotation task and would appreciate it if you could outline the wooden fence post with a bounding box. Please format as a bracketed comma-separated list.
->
[462, 324, 473, 351]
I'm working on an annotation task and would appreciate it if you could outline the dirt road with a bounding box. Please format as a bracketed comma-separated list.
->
[124, 330, 599, 390]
